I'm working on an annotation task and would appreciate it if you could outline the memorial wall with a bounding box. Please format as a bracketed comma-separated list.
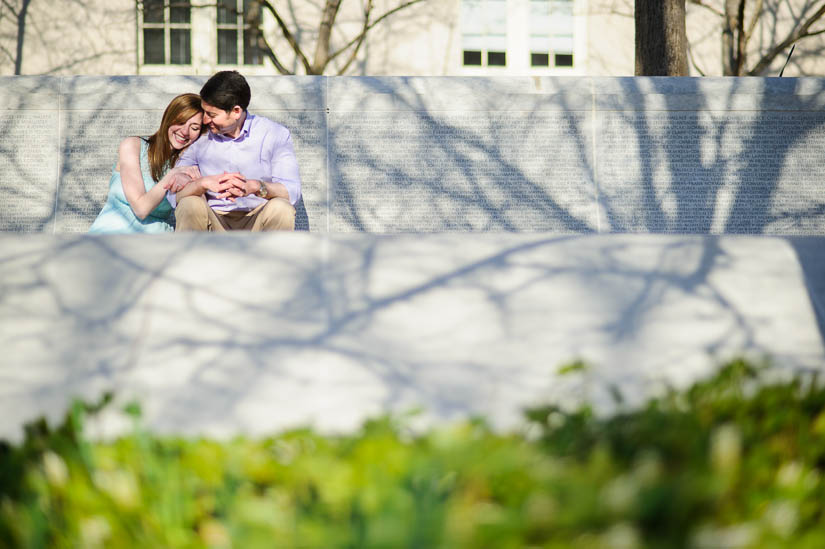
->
[2, 76, 824, 234]
[0, 77, 60, 232]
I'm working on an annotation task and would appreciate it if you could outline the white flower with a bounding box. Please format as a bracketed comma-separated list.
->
[764, 501, 798, 538]
[93, 469, 139, 509]
[776, 462, 802, 488]
[603, 475, 638, 514]
[80, 516, 111, 548]
[601, 522, 641, 549]
[710, 424, 741, 473]
[42, 451, 68, 487]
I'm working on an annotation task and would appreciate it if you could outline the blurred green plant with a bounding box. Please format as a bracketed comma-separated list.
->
[2, 359, 825, 548]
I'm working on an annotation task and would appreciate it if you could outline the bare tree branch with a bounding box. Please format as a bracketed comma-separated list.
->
[176, 0, 427, 75]
[592, 1, 633, 19]
[12, 0, 31, 74]
[735, 0, 746, 74]
[242, 1, 292, 74]
[0, 43, 15, 64]
[335, 0, 373, 75]
[748, 2, 825, 75]
[1, 0, 19, 14]
[310, 0, 341, 73]
[258, 0, 312, 74]
[687, 39, 707, 76]
[744, 0, 763, 43]
[328, 0, 427, 65]
[687, 0, 724, 18]
[805, 27, 825, 37]
[40, 50, 134, 74]
[258, 32, 293, 74]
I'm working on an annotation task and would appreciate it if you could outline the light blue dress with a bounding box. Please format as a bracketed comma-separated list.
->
[88, 139, 174, 233]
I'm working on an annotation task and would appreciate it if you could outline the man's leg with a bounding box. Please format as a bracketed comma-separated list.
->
[175, 196, 225, 232]
[250, 198, 296, 231]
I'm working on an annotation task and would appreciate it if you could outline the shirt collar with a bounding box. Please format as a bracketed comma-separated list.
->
[210, 112, 255, 142]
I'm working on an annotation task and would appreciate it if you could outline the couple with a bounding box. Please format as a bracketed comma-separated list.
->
[88, 70, 299, 233]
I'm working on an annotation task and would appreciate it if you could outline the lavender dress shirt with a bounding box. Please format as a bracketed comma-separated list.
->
[170, 113, 301, 212]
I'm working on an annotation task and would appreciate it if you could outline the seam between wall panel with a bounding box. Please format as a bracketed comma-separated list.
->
[52, 77, 62, 235]
[591, 77, 601, 234]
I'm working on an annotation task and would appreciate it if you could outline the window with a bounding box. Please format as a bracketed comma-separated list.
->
[463, 50, 483, 65]
[555, 53, 573, 67]
[217, 0, 263, 65]
[531, 52, 550, 67]
[461, 0, 507, 67]
[140, 0, 191, 65]
[529, 0, 574, 68]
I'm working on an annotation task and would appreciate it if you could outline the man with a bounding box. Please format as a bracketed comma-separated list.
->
[170, 70, 301, 231]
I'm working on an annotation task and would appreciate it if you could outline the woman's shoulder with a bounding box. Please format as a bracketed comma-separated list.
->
[118, 136, 142, 152]
[119, 136, 151, 157]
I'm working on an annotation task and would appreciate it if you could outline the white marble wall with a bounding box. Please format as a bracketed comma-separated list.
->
[2, 76, 825, 234]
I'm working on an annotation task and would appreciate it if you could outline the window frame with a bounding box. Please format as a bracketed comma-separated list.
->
[216, 0, 263, 66]
[459, 0, 580, 75]
[528, 0, 575, 69]
[138, 0, 193, 66]
[460, 0, 509, 69]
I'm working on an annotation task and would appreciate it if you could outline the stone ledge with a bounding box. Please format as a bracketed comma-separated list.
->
[1, 232, 822, 441]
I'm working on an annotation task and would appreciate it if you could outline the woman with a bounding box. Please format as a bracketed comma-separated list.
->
[88, 93, 203, 233]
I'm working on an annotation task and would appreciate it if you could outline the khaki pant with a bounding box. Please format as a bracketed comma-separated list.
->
[175, 195, 295, 232]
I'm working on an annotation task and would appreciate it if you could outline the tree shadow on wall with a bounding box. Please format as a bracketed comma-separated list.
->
[1, 231, 820, 438]
[326, 75, 825, 344]
[329, 75, 825, 235]
[329, 77, 599, 232]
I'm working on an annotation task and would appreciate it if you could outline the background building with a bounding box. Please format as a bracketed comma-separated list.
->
[1, 1, 823, 77]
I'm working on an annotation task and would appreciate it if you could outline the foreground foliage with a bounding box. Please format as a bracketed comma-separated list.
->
[2, 359, 825, 548]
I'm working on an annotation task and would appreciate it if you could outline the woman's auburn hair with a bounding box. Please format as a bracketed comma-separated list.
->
[146, 93, 203, 182]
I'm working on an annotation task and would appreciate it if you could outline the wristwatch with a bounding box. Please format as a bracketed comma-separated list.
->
[257, 180, 268, 198]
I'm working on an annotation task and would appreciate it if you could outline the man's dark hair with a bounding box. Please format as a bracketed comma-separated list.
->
[200, 70, 251, 112]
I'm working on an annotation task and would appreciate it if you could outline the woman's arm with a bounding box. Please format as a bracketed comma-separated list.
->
[172, 175, 209, 201]
[118, 137, 171, 220]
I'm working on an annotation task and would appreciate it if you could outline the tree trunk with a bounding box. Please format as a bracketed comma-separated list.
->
[635, 0, 689, 75]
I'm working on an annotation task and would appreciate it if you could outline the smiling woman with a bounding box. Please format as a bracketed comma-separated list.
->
[168, 114, 202, 151]
[88, 93, 205, 234]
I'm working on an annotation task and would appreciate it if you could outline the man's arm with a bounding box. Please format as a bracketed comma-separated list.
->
[257, 128, 301, 205]
[250, 178, 290, 201]
[236, 128, 300, 203]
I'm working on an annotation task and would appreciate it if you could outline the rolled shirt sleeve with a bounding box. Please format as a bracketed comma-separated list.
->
[269, 130, 301, 205]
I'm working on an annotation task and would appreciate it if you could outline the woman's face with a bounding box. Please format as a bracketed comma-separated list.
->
[168, 112, 203, 150]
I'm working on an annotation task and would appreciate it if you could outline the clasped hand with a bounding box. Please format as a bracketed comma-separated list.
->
[204, 172, 262, 201]
[163, 165, 202, 193]
[165, 169, 262, 201]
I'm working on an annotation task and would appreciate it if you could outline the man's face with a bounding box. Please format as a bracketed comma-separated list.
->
[201, 100, 243, 136]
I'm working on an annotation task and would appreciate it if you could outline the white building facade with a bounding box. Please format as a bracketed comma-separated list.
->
[1, 0, 822, 77]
